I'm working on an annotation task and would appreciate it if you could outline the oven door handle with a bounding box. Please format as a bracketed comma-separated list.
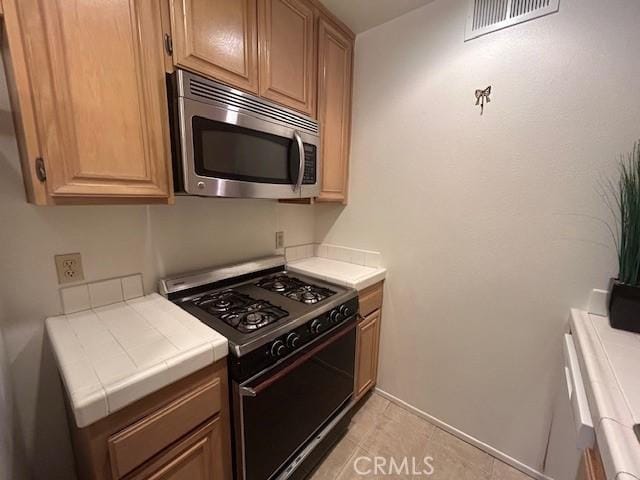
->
[293, 130, 305, 193]
[239, 386, 257, 397]
[241, 320, 356, 397]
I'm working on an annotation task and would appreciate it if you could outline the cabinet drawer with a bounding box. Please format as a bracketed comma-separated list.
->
[359, 282, 383, 317]
[108, 378, 221, 479]
[125, 417, 223, 480]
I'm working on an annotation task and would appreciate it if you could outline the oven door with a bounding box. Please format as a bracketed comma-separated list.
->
[178, 96, 320, 200]
[234, 321, 356, 480]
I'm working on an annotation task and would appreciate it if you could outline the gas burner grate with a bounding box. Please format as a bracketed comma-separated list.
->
[256, 275, 336, 304]
[194, 290, 253, 313]
[220, 300, 288, 333]
[194, 290, 288, 333]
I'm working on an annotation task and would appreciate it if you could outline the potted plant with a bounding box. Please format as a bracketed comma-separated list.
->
[609, 141, 640, 333]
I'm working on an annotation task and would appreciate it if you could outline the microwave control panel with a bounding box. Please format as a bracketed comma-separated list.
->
[302, 145, 317, 185]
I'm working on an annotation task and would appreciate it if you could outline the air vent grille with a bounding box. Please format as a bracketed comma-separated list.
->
[186, 76, 319, 135]
[465, 0, 559, 41]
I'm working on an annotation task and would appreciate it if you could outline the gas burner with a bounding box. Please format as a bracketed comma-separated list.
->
[194, 290, 252, 313]
[285, 287, 327, 304]
[256, 274, 336, 304]
[220, 300, 288, 333]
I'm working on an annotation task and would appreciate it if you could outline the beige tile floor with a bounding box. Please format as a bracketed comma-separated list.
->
[310, 393, 533, 480]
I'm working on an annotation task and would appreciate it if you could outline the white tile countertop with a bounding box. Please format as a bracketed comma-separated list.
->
[570, 309, 640, 479]
[46, 280, 227, 429]
[287, 256, 386, 291]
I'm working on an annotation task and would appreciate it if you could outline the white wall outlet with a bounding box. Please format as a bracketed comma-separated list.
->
[276, 231, 285, 249]
[54, 253, 85, 284]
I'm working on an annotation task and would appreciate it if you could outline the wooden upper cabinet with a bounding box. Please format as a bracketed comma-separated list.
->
[3, 0, 172, 204]
[316, 17, 353, 203]
[169, 0, 259, 93]
[258, 0, 316, 116]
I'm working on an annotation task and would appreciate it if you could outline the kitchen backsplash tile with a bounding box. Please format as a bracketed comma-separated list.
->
[286, 243, 384, 268]
[284, 244, 315, 263]
[318, 243, 383, 268]
[88, 279, 124, 309]
[60, 284, 91, 314]
[60, 274, 145, 314]
[121, 274, 144, 300]
[286, 243, 384, 269]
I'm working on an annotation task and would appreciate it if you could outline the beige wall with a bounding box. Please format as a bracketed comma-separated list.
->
[0, 58, 315, 478]
[0, 323, 28, 479]
[3, 0, 640, 477]
[316, 0, 640, 472]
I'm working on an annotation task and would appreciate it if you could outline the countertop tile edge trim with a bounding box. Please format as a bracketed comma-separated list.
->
[46, 295, 229, 428]
[286, 261, 386, 291]
[570, 309, 640, 479]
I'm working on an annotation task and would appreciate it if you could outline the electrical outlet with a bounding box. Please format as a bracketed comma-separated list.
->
[55, 253, 85, 284]
[275, 231, 285, 249]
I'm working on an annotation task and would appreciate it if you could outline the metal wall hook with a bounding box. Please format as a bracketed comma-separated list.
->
[475, 86, 491, 115]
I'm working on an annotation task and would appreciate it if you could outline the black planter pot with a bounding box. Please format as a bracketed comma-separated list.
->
[608, 278, 640, 334]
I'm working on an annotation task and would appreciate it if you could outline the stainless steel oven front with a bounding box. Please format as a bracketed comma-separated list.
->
[169, 69, 321, 200]
[232, 319, 356, 480]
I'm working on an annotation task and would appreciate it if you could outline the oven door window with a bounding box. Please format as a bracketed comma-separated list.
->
[192, 116, 299, 184]
[240, 325, 356, 480]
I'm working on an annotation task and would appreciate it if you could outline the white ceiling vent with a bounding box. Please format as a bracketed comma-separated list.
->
[465, 0, 560, 41]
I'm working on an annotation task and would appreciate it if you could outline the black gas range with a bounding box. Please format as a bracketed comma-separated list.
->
[159, 256, 358, 480]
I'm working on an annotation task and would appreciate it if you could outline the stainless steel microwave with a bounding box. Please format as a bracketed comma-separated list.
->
[168, 70, 321, 199]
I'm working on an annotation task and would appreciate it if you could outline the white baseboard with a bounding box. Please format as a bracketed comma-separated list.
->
[374, 388, 554, 480]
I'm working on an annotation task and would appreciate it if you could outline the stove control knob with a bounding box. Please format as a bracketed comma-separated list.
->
[329, 310, 341, 323]
[270, 340, 286, 357]
[339, 305, 352, 317]
[286, 333, 300, 349]
[310, 319, 322, 334]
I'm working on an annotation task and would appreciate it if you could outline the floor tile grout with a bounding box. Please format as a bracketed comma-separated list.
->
[313, 392, 533, 480]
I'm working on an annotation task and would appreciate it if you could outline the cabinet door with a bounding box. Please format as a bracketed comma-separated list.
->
[576, 448, 606, 480]
[316, 18, 353, 203]
[170, 0, 259, 93]
[6, 0, 172, 203]
[258, 0, 316, 116]
[355, 310, 381, 400]
[127, 418, 223, 480]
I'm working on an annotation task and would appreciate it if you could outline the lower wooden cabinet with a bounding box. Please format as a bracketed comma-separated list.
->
[354, 281, 384, 400]
[355, 309, 382, 400]
[67, 360, 231, 480]
[576, 447, 606, 480]
[126, 418, 222, 480]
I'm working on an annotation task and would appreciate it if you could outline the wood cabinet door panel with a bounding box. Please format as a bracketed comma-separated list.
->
[12, 0, 172, 200]
[171, 0, 258, 93]
[358, 282, 383, 318]
[258, 0, 315, 116]
[577, 448, 606, 480]
[316, 18, 352, 203]
[108, 378, 221, 479]
[126, 418, 223, 480]
[355, 310, 381, 399]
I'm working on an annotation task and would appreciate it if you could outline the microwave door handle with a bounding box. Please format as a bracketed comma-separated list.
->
[293, 130, 305, 192]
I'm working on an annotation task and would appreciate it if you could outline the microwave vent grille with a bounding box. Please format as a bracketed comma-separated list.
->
[187, 77, 319, 135]
[465, 0, 559, 41]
